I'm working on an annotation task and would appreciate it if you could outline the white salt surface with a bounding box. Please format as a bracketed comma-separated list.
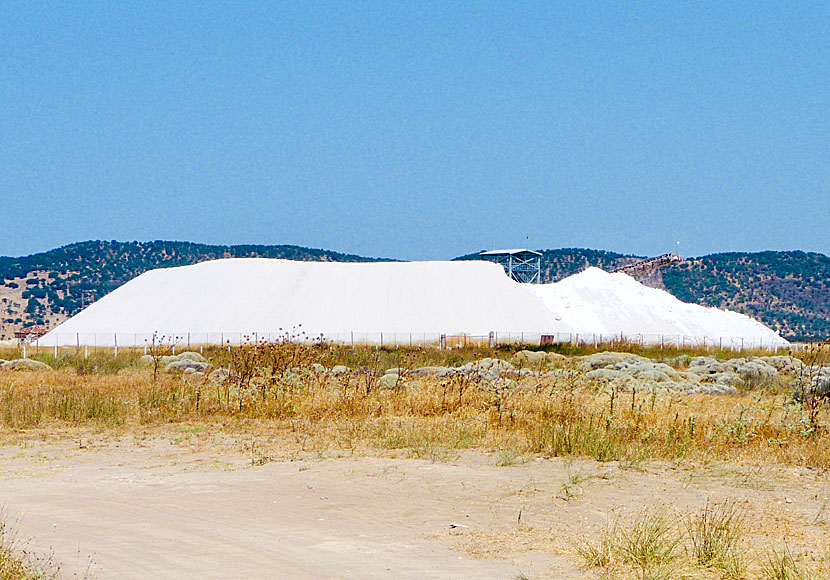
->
[39, 260, 787, 347]
[528, 267, 787, 347]
[40, 259, 557, 346]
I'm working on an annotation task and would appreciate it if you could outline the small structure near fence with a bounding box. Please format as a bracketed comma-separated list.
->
[479, 249, 542, 284]
[14, 325, 47, 345]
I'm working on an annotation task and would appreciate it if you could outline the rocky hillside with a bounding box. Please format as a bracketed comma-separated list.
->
[1, 242, 827, 341]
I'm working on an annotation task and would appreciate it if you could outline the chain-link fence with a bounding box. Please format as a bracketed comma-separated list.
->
[15, 330, 792, 356]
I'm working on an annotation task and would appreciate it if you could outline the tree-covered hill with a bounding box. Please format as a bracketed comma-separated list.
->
[661, 251, 830, 341]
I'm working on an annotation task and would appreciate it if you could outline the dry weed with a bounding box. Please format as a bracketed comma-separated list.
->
[0, 345, 827, 469]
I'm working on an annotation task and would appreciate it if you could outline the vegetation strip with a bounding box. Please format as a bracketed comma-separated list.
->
[1, 341, 827, 468]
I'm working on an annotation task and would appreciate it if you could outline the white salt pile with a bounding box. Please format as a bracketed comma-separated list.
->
[39, 259, 556, 346]
[38, 259, 788, 347]
[528, 268, 786, 347]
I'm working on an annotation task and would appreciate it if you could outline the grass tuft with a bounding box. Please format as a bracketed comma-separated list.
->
[760, 545, 816, 580]
[617, 509, 680, 575]
[685, 498, 746, 573]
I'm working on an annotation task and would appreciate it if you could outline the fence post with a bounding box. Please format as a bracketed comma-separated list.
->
[23, 345, 26, 359]
[187, 332, 191, 349]
[489, 331, 495, 349]
[439, 334, 446, 350]
[114, 334, 118, 357]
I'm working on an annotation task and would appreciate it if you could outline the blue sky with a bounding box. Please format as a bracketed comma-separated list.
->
[1, 2, 827, 260]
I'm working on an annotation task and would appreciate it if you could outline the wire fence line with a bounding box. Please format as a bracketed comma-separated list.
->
[18, 330, 792, 356]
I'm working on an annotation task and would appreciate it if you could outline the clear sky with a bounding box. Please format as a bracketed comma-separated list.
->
[1, 2, 827, 260]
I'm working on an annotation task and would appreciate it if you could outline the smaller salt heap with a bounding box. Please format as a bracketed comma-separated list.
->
[528, 267, 786, 346]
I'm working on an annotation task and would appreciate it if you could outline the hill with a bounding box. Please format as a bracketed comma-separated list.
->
[661, 251, 830, 341]
[1, 242, 827, 341]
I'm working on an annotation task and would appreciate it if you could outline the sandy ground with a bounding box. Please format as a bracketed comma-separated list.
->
[0, 433, 828, 579]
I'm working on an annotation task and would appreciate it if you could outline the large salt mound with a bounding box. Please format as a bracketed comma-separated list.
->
[38, 259, 559, 346]
[38, 260, 787, 347]
[528, 267, 787, 347]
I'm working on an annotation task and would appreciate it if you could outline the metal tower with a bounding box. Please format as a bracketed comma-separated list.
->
[480, 249, 542, 284]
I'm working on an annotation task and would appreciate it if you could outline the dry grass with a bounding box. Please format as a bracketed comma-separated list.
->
[0, 338, 807, 374]
[760, 544, 820, 580]
[0, 517, 58, 580]
[577, 503, 826, 580]
[0, 345, 827, 469]
[537, 338, 794, 361]
[685, 499, 746, 572]
[0, 343, 827, 578]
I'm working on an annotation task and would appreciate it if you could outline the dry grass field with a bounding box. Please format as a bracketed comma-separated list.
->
[0, 342, 827, 579]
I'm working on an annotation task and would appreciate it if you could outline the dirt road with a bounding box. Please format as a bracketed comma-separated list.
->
[0, 434, 827, 579]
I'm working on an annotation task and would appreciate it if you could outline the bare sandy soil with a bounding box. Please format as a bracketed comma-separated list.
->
[0, 432, 828, 579]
